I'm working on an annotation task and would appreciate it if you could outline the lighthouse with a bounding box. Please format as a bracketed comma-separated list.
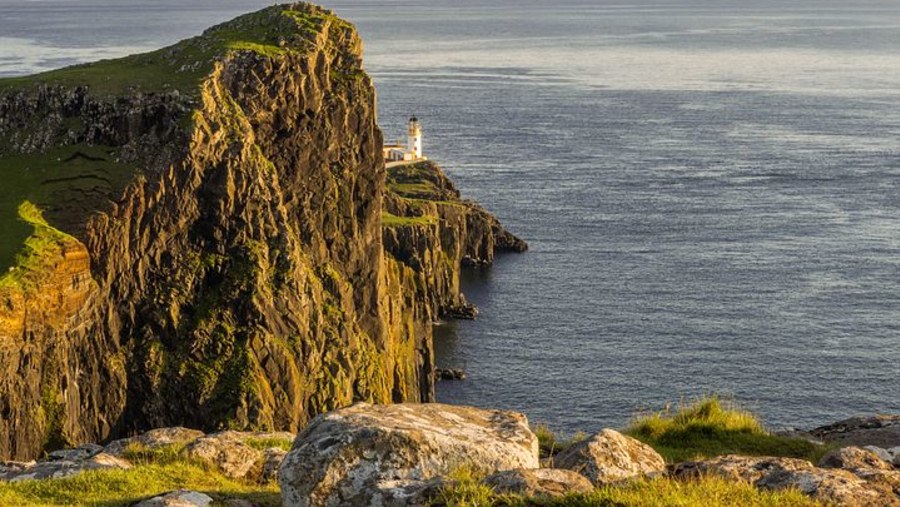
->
[407, 117, 423, 160]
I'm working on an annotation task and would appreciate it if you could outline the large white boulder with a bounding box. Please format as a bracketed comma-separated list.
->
[279, 402, 539, 507]
[553, 429, 666, 485]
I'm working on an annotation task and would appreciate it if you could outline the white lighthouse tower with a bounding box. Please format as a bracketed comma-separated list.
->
[407, 117, 423, 160]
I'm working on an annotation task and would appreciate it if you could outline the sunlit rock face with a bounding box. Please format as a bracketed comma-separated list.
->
[0, 3, 524, 461]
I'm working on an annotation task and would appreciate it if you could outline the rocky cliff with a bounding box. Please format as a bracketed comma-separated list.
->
[0, 3, 524, 461]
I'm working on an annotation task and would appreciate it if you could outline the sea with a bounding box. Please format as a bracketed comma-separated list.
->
[1, 0, 899, 435]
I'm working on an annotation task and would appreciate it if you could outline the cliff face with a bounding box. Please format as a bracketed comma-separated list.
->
[0, 3, 524, 461]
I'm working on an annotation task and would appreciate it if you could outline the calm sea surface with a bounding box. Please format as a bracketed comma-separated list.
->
[2, 0, 899, 434]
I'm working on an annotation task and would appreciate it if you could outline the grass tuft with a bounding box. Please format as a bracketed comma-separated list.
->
[0, 461, 280, 507]
[625, 396, 827, 463]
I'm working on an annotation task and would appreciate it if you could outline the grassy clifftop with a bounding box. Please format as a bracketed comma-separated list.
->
[0, 4, 353, 98]
[0, 3, 357, 281]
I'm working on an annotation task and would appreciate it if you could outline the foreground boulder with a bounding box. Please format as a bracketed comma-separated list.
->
[553, 429, 665, 485]
[484, 468, 594, 498]
[673, 454, 899, 506]
[279, 403, 539, 506]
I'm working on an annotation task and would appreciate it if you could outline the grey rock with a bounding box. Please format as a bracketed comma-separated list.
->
[553, 429, 665, 485]
[261, 447, 288, 482]
[104, 427, 205, 457]
[47, 443, 104, 461]
[811, 415, 900, 448]
[133, 489, 213, 507]
[183, 433, 263, 480]
[485, 468, 594, 497]
[279, 402, 539, 507]
[1, 452, 131, 482]
[819, 446, 894, 471]
[673, 454, 899, 507]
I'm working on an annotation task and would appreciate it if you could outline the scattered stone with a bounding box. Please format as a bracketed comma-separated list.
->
[819, 446, 894, 471]
[864, 445, 895, 465]
[553, 429, 665, 485]
[811, 415, 900, 448]
[104, 427, 205, 457]
[47, 443, 103, 461]
[772, 427, 824, 445]
[435, 368, 467, 381]
[261, 447, 288, 482]
[485, 468, 594, 497]
[0, 453, 131, 482]
[279, 402, 539, 507]
[183, 433, 263, 480]
[673, 454, 899, 507]
[134, 489, 213, 507]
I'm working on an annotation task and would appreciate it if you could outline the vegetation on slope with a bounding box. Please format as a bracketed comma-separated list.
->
[624, 396, 828, 463]
[0, 146, 134, 274]
[0, 445, 281, 507]
[0, 201, 80, 290]
[0, 4, 356, 275]
[435, 467, 817, 507]
[0, 5, 352, 97]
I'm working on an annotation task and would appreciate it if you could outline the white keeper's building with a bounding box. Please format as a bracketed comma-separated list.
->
[384, 117, 426, 162]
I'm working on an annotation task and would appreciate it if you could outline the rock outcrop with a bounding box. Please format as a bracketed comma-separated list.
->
[553, 429, 666, 485]
[673, 454, 900, 506]
[278, 402, 539, 506]
[811, 415, 900, 448]
[0, 426, 292, 484]
[484, 468, 594, 498]
[0, 3, 524, 461]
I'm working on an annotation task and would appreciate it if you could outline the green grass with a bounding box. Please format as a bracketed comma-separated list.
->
[624, 396, 828, 463]
[0, 460, 279, 507]
[0, 4, 362, 278]
[243, 436, 294, 452]
[382, 211, 438, 228]
[0, 5, 350, 98]
[533, 424, 587, 460]
[0, 201, 78, 290]
[0, 145, 136, 275]
[435, 472, 818, 507]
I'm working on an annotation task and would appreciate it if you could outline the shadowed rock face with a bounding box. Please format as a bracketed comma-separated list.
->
[0, 3, 524, 461]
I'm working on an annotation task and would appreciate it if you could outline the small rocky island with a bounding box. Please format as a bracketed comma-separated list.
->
[0, 3, 897, 507]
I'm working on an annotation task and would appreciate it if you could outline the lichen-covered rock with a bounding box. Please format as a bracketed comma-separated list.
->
[261, 447, 288, 482]
[553, 429, 665, 485]
[278, 402, 539, 507]
[183, 433, 263, 480]
[0, 452, 131, 482]
[484, 468, 594, 498]
[134, 490, 213, 507]
[104, 427, 205, 457]
[673, 454, 899, 506]
[47, 443, 103, 461]
[819, 446, 894, 471]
